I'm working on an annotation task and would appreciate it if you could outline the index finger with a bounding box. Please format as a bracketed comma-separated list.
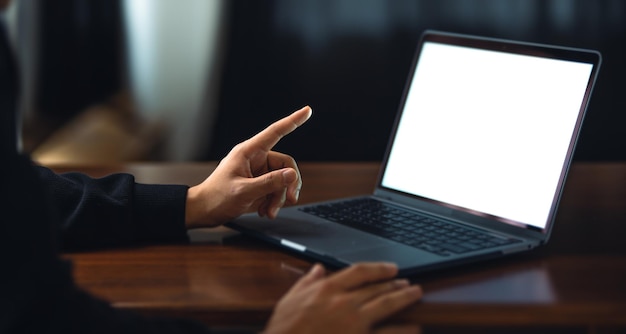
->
[249, 106, 312, 151]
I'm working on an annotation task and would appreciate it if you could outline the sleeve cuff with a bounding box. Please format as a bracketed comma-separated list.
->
[133, 183, 190, 244]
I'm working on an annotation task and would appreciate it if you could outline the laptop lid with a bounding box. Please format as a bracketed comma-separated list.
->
[375, 30, 601, 242]
[226, 30, 601, 277]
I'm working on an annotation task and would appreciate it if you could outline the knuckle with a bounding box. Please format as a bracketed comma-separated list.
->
[231, 142, 246, 154]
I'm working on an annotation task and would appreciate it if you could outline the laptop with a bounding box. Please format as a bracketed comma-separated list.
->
[225, 30, 602, 277]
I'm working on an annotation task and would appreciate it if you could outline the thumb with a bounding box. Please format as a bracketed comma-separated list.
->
[247, 168, 297, 198]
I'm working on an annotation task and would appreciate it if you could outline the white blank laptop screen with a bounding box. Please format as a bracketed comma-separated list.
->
[381, 42, 594, 229]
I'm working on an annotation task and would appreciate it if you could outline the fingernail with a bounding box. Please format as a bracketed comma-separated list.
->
[394, 279, 410, 288]
[309, 263, 325, 278]
[294, 188, 300, 201]
[271, 206, 280, 217]
[282, 169, 296, 184]
[408, 285, 423, 297]
[383, 262, 398, 271]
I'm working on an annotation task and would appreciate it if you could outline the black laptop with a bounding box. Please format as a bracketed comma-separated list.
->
[226, 30, 602, 277]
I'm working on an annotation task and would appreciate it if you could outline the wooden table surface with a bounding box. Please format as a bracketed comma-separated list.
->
[53, 162, 626, 330]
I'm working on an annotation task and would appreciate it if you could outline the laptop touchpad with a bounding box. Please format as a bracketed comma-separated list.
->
[336, 244, 437, 267]
[272, 221, 388, 254]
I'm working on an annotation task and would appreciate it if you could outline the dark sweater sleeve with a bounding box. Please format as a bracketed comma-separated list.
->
[1, 22, 255, 333]
[34, 165, 191, 250]
[1, 154, 226, 334]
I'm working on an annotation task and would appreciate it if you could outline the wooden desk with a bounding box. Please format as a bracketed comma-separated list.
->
[53, 162, 626, 331]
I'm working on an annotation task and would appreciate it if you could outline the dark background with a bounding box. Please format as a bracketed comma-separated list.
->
[208, 0, 626, 162]
[36, 0, 122, 122]
[32, 0, 626, 162]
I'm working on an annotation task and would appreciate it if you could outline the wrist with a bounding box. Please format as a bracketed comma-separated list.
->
[185, 186, 202, 229]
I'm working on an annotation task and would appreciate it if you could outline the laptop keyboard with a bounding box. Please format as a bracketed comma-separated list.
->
[300, 198, 521, 257]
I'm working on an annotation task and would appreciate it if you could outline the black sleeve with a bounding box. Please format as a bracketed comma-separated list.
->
[34, 165, 191, 251]
[1, 154, 258, 334]
[1, 22, 256, 333]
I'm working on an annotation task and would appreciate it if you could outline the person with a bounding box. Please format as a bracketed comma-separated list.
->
[0, 1, 423, 333]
